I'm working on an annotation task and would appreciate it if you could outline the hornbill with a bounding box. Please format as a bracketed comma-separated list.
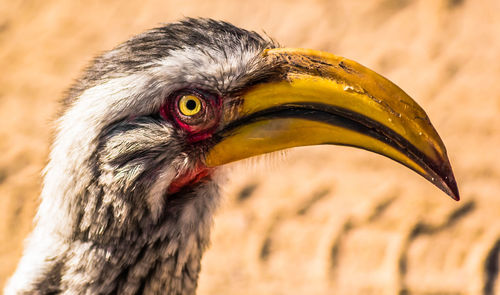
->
[5, 18, 459, 294]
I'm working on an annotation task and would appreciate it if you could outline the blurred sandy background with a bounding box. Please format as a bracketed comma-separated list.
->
[1, 0, 499, 294]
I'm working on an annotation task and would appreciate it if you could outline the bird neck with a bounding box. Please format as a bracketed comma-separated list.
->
[5, 179, 220, 295]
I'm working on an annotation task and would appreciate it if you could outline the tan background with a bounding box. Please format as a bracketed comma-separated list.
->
[1, 0, 499, 294]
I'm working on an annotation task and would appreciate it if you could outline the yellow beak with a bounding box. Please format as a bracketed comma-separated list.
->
[205, 48, 459, 200]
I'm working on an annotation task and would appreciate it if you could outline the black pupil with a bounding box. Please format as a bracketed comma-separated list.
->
[186, 99, 197, 111]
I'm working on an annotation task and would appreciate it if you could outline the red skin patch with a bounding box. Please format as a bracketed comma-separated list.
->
[160, 89, 222, 193]
[168, 167, 213, 194]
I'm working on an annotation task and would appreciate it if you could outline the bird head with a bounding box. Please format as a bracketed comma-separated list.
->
[48, 18, 458, 230]
[6, 18, 461, 295]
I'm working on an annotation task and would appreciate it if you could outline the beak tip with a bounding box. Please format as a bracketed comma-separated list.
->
[428, 157, 460, 201]
[446, 177, 460, 201]
[439, 165, 460, 201]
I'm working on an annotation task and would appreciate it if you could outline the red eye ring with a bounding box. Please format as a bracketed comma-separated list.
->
[160, 89, 222, 141]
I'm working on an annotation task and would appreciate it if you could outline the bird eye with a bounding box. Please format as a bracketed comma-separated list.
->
[178, 95, 202, 116]
[160, 89, 222, 139]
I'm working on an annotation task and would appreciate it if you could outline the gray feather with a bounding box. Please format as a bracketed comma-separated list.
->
[5, 18, 275, 295]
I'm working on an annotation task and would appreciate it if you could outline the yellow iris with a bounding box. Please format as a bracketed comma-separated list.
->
[178, 95, 202, 116]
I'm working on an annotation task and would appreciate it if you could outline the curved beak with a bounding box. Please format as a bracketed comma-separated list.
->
[205, 48, 459, 200]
